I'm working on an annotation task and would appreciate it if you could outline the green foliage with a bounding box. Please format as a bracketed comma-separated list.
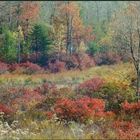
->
[99, 83, 136, 111]
[94, 22, 106, 42]
[87, 41, 100, 55]
[30, 22, 54, 64]
[0, 27, 17, 63]
[21, 38, 31, 57]
[30, 22, 53, 53]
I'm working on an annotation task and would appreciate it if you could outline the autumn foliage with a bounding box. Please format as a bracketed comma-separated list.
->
[0, 104, 13, 115]
[9, 61, 44, 74]
[0, 1, 139, 140]
[48, 60, 66, 73]
[20, 1, 40, 21]
[122, 100, 140, 111]
[49, 97, 114, 122]
[0, 61, 8, 74]
[121, 101, 140, 119]
[10, 88, 45, 111]
[78, 77, 105, 96]
[95, 52, 121, 65]
[113, 120, 140, 139]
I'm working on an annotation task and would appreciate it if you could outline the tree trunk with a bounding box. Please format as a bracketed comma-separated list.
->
[0, 21, 2, 34]
[106, 2, 111, 22]
[66, 1, 73, 56]
[129, 21, 140, 101]
[66, 13, 69, 55]
[69, 15, 73, 55]
[17, 32, 21, 64]
[17, 3, 21, 64]
[35, 36, 38, 63]
[95, 1, 100, 23]
[25, 19, 29, 41]
[66, 14, 71, 55]
[137, 28, 140, 101]
[9, 2, 12, 30]
[136, 68, 140, 101]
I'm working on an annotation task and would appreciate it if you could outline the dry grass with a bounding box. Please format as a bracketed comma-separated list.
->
[0, 62, 134, 88]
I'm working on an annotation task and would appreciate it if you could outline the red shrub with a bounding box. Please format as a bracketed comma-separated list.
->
[8, 63, 20, 72]
[122, 101, 140, 111]
[95, 52, 121, 65]
[21, 61, 42, 71]
[22, 89, 44, 102]
[121, 101, 140, 119]
[113, 120, 134, 131]
[35, 82, 57, 95]
[0, 87, 27, 108]
[113, 120, 140, 139]
[78, 53, 95, 70]
[0, 62, 9, 74]
[47, 52, 95, 71]
[10, 89, 45, 111]
[0, 103, 13, 115]
[45, 111, 54, 119]
[66, 53, 95, 70]
[48, 60, 66, 73]
[49, 97, 113, 122]
[77, 77, 105, 97]
[9, 61, 44, 74]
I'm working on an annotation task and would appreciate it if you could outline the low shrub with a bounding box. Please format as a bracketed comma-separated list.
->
[10, 89, 45, 111]
[77, 73, 135, 112]
[9, 63, 31, 74]
[56, 87, 76, 98]
[122, 101, 140, 112]
[9, 61, 44, 74]
[0, 104, 13, 115]
[47, 52, 95, 71]
[113, 120, 140, 139]
[0, 62, 9, 74]
[35, 82, 57, 95]
[0, 87, 25, 105]
[78, 53, 95, 70]
[48, 60, 66, 73]
[95, 52, 121, 66]
[34, 83, 59, 112]
[77, 77, 105, 97]
[66, 53, 95, 70]
[49, 97, 114, 123]
[21, 62, 44, 74]
[98, 82, 135, 112]
[121, 101, 140, 120]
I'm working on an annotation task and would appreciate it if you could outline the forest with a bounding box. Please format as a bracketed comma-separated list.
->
[0, 1, 140, 139]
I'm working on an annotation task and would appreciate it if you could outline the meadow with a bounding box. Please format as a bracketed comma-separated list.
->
[0, 62, 139, 140]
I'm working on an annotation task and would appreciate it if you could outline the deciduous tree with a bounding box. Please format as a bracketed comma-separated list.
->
[110, 2, 140, 100]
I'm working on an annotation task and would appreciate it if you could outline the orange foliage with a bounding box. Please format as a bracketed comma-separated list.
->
[20, 1, 40, 22]
[113, 120, 140, 139]
[122, 100, 140, 111]
[59, 2, 95, 48]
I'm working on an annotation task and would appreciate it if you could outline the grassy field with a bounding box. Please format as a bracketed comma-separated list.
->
[0, 62, 134, 88]
[0, 62, 139, 140]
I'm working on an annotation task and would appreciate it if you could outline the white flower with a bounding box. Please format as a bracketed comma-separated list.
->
[1, 130, 8, 135]
[12, 120, 19, 125]
[0, 124, 3, 129]
[4, 122, 10, 128]
[20, 131, 27, 136]
[16, 129, 21, 135]
[11, 130, 17, 135]
[0, 112, 4, 115]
